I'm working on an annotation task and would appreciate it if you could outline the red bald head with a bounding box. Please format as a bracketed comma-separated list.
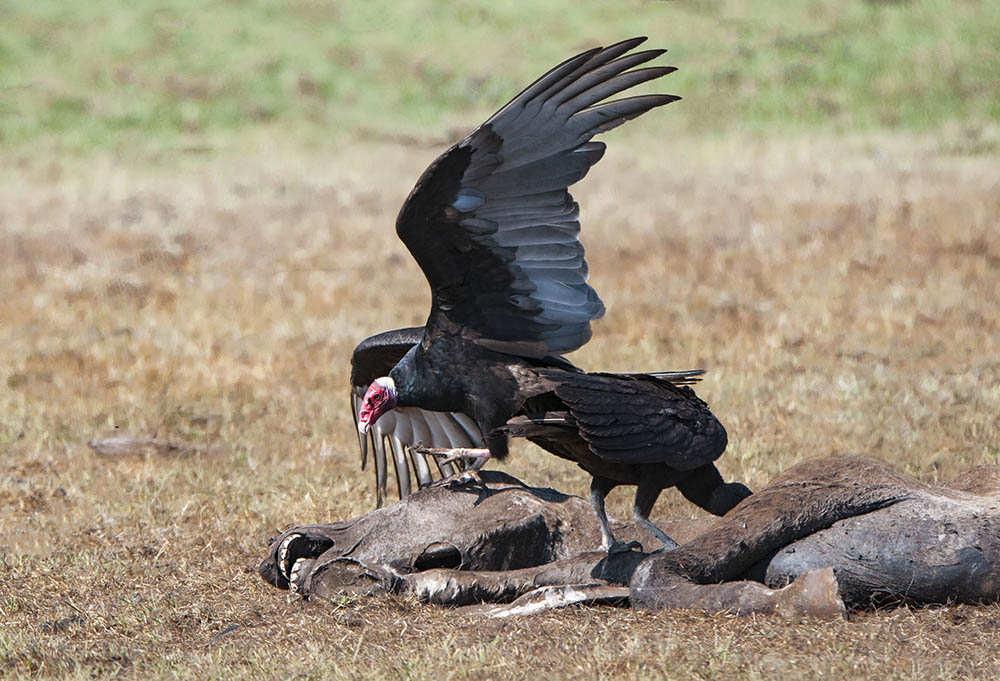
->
[358, 377, 398, 434]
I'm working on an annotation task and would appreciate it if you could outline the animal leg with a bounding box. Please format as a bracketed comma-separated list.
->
[590, 476, 643, 554]
[633, 477, 679, 551]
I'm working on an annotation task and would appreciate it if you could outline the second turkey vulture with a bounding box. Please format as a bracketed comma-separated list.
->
[351, 38, 750, 552]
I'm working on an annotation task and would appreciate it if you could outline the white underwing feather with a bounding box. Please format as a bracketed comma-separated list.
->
[351, 388, 485, 503]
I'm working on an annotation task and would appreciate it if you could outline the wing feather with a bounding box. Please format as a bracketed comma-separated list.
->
[374, 432, 388, 508]
[388, 434, 411, 499]
[350, 334, 487, 505]
[350, 327, 424, 389]
[396, 38, 679, 358]
[542, 371, 727, 468]
[410, 444, 434, 487]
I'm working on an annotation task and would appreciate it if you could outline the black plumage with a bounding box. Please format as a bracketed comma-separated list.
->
[351, 39, 750, 551]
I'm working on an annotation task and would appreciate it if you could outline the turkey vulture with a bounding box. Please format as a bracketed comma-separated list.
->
[351, 38, 750, 552]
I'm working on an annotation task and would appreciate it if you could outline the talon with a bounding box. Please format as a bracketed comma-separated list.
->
[606, 539, 643, 555]
[659, 537, 679, 551]
[414, 447, 491, 467]
[428, 469, 483, 489]
[414, 446, 491, 471]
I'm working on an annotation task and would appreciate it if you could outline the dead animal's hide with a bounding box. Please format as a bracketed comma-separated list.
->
[260, 472, 650, 598]
[259, 458, 1000, 618]
[632, 457, 1000, 611]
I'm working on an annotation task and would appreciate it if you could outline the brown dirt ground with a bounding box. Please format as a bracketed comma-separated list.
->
[2, 133, 999, 679]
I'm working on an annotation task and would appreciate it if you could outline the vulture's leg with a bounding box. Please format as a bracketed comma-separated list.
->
[414, 447, 491, 489]
[416, 447, 492, 468]
[633, 477, 679, 551]
[590, 476, 643, 554]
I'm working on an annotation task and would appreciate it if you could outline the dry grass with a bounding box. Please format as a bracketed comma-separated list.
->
[2, 132, 1000, 679]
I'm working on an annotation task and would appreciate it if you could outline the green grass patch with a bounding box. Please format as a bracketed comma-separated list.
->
[0, 0, 998, 154]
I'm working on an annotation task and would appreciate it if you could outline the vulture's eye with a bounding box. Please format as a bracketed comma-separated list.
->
[371, 394, 382, 404]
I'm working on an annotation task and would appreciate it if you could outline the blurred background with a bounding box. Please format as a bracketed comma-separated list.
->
[3, 1, 998, 152]
[2, 2, 1000, 678]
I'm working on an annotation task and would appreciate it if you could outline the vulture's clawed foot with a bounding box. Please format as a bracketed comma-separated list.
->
[647, 545, 679, 556]
[606, 539, 645, 555]
[650, 536, 680, 553]
[415, 446, 492, 468]
[427, 468, 484, 490]
[633, 516, 681, 552]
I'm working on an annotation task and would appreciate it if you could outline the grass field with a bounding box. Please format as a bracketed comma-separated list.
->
[3, 1, 1000, 679]
[3, 0, 1000, 153]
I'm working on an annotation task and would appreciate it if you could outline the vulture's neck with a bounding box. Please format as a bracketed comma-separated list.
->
[388, 343, 465, 413]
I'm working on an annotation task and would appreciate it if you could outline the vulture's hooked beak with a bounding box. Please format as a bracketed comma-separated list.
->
[358, 419, 370, 436]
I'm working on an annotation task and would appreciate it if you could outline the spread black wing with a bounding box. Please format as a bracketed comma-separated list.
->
[396, 37, 679, 358]
[350, 328, 483, 506]
[349, 326, 423, 388]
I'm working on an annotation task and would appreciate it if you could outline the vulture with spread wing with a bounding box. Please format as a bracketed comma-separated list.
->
[351, 38, 750, 552]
